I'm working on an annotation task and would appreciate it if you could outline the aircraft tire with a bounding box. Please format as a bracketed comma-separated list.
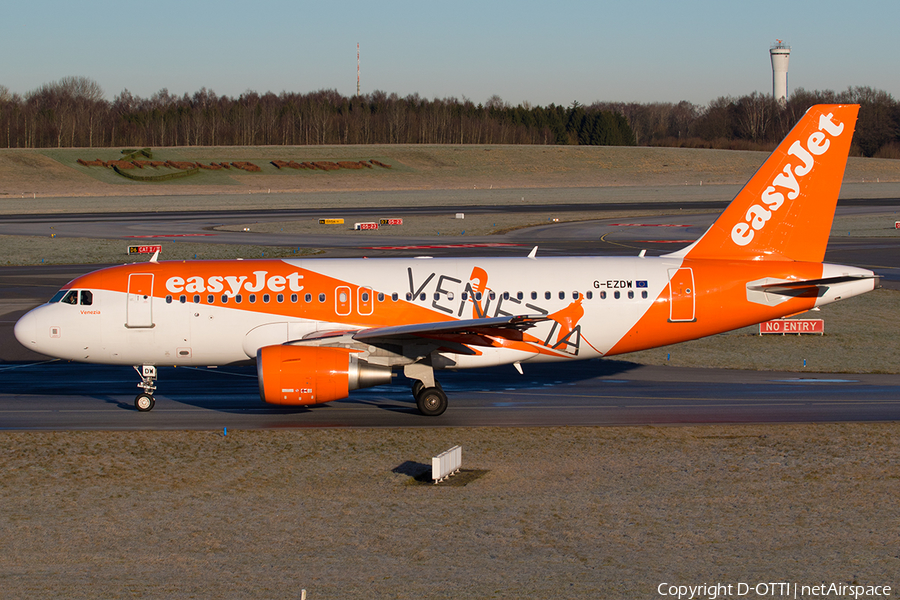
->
[416, 387, 448, 417]
[411, 380, 424, 398]
[135, 393, 155, 412]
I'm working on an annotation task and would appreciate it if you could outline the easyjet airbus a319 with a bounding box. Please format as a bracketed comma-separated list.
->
[15, 105, 878, 416]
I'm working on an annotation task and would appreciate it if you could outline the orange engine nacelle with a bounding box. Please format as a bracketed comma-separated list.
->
[256, 345, 392, 406]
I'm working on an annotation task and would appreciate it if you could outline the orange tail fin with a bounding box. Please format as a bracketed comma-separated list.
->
[673, 104, 859, 262]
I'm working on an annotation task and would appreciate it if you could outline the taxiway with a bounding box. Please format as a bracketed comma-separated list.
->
[1, 196, 899, 430]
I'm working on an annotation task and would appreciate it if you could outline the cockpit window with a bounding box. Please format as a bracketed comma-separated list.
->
[60, 290, 79, 305]
[49, 291, 67, 303]
[80, 291, 93, 306]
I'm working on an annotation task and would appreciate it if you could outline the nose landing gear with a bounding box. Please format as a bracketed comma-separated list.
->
[133, 365, 157, 412]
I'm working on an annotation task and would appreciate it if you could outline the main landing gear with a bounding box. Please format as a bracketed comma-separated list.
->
[414, 384, 448, 417]
[133, 365, 157, 412]
[416, 386, 447, 417]
[407, 364, 448, 417]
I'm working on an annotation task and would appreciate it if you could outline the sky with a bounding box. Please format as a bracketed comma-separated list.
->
[3, 0, 898, 107]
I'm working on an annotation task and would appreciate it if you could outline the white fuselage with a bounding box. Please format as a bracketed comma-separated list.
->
[14, 255, 876, 371]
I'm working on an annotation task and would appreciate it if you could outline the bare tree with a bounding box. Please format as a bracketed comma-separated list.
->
[735, 92, 776, 143]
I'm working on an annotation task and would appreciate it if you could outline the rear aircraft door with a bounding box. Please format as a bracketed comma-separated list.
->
[667, 268, 696, 322]
[127, 273, 154, 328]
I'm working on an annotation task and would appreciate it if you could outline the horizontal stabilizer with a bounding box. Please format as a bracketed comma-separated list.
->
[748, 274, 878, 295]
[746, 274, 878, 306]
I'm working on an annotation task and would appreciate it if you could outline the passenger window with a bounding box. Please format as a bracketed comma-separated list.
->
[193, 295, 201, 303]
[475, 292, 482, 301]
[516, 291, 523, 300]
[264, 294, 270, 303]
[165, 295, 173, 304]
[249, 294, 256, 303]
[642, 291, 648, 299]
[291, 294, 298, 303]
[572, 291, 578, 300]
[318, 293, 326, 303]
[531, 291, 537, 300]
[80, 290, 93, 306]
[377, 292, 385, 302]
[392, 292, 399, 302]
[221, 295, 228, 304]
[277, 294, 284, 303]
[235, 295, 243, 304]
[406, 292, 413, 301]
[544, 291, 551, 300]
[489, 291, 496, 301]
[614, 291, 620, 299]
[628, 291, 634, 299]
[305, 293, 312, 303]
[559, 291, 565, 300]
[180, 295, 187, 304]
[502, 292, 509, 300]
[61, 290, 78, 305]
[461, 292, 468, 301]
[207, 294, 214, 304]
[600, 291, 607, 300]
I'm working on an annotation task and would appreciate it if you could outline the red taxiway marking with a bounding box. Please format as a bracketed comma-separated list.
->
[607, 223, 691, 227]
[362, 243, 526, 250]
[123, 234, 216, 238]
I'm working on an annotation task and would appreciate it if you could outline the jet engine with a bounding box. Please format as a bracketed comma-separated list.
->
[256, 345, 392, 405]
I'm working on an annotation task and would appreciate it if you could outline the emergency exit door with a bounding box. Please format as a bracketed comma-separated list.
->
[335, 286, 351, 316]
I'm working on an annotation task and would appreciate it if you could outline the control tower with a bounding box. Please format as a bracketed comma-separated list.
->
[770, 40, 791, 103]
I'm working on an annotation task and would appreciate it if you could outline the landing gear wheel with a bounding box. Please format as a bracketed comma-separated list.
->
[135, 393, 155, 412]
[412, 380, 442, 396]
[416, 387, 448, 417]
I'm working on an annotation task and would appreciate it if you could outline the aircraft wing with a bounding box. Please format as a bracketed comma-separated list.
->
[352, 314, 549, 342]
[289, 315, 550, 355]
[352, 314, 551, 356]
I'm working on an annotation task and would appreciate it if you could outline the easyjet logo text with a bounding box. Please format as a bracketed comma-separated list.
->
[165, 271, 304, 296]
[731, 112, 845, 247]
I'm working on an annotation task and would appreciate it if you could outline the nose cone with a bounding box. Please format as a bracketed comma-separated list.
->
[14, 309, 37, 349]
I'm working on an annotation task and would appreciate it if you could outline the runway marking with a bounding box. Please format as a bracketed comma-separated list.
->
[0, 359, 60, 372]
[772, 378, 858, 383]
[181, 366, 258, 378]
[471, 390, 898, 404]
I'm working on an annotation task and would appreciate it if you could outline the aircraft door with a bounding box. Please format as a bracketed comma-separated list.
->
[358, 287, 374, 315]
[335, 286, 351, 316]
[667, 268, 696, 322]
[127, 273, 154, 328]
